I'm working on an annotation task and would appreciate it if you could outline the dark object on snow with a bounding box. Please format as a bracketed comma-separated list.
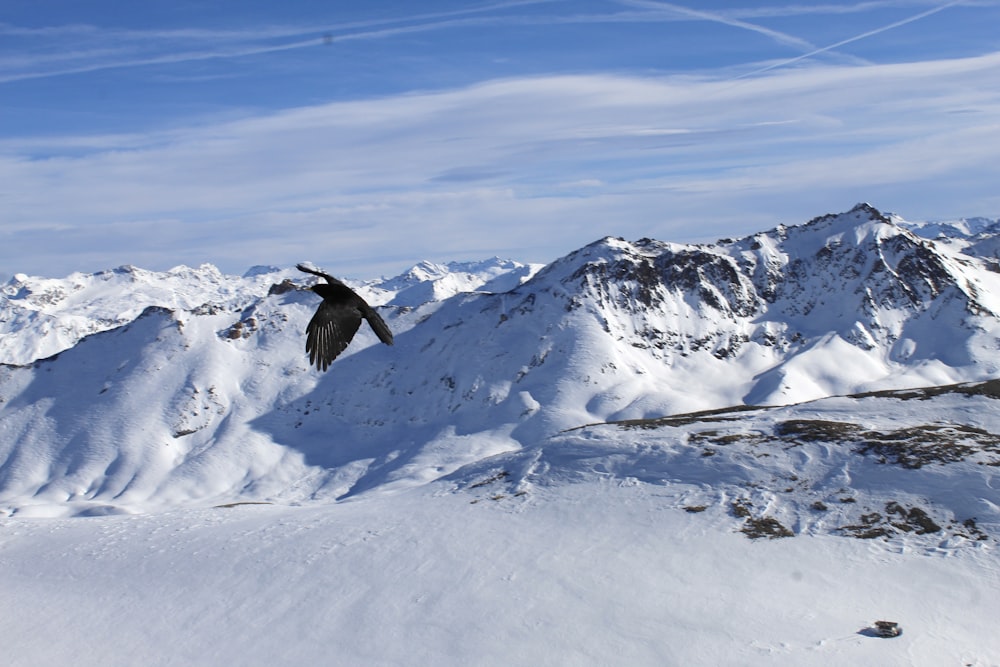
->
[873, 621, 902, 638]
[296, 263, 393, 371]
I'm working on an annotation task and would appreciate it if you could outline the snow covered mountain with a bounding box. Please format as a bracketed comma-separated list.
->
[0, 257, 538, 366]
[4, 203, 1000, 667]
[2, 203, 1000, 534]
[900, 213, 1000, 264]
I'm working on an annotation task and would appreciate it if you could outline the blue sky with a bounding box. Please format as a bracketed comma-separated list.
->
[3, 1, 1000, 279]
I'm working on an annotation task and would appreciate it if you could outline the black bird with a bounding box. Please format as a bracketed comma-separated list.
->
[296, 263, 394, 370]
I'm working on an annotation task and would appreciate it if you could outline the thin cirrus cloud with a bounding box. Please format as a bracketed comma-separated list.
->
[5, 54, 1000, 276]
[1, 0, 999, 278]
[0, 0, 956, 84]
[0, 1, 561, 83]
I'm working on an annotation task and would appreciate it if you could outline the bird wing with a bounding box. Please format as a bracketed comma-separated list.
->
[296, 263, 335, 282]
[298, 263, 393, 369]
[305, 299, 363, 371]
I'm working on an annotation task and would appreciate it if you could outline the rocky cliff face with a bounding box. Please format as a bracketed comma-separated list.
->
[512, 203, 1000, 372]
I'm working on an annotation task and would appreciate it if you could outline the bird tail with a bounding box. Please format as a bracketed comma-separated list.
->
[362, 305, 394, 346]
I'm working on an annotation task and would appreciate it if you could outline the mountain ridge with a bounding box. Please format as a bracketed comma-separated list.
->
[2, 203, 1000, 529]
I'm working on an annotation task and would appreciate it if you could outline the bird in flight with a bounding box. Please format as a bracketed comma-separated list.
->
[296, 263, 394, 371]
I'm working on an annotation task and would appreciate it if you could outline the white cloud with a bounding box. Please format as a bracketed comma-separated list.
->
[2, 51, 1000, 276]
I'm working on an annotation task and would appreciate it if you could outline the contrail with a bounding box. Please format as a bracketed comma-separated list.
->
[731, 0, 962, 80]
[0, 0, 561, 84]
[616, 0, 819, 52]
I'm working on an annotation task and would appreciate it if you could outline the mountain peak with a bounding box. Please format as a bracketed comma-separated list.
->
[806, 202, 893, 226]
[849, 201, 893, 221]
[3, 203, 1000, 520]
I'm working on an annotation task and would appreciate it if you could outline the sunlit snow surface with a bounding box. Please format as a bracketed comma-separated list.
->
[2, 206, 1000, 665]
[1, 484, 997, 666]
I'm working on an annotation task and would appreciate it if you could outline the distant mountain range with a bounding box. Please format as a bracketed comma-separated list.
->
[2, 203, 999, 540]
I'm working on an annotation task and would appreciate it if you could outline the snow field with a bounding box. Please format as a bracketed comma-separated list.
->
[3, 205, 1000, 666]
[1, 482, 996, 667]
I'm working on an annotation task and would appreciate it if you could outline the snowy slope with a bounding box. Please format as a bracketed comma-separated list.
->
[0, 263, 288, 366]
[2, 203, 1000, 520]
[0, 257, 541, 366]
[902, 214, 1000, 261]
[373, 257, 539, 307]
[2, 481, 997, 667]
[3, 380, 999, 665]
[462, 379, 1000, 547]
[3, 203, 1000, 667]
